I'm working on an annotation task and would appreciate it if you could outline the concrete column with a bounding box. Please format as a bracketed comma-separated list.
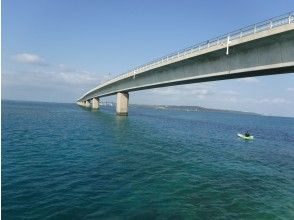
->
[116, 92, 129, 116]
[92, 97, 100, 109]
[85, 100, 91, 107]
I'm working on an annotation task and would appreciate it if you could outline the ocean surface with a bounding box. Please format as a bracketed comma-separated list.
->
[2, 100, 294, 219]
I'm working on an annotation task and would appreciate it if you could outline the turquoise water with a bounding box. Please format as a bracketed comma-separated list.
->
[2, 100, 294, 219]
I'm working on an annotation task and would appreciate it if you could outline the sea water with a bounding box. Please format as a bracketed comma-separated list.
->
[2, 100, 294, 219]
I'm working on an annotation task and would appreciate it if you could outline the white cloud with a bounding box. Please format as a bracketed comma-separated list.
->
[2, 67, 107, 102]
[11, 53, 46, 65]
[258, 98, 292, 104]
[222, 97, 238, 102]
[220, 90, 239, 95]
[286, 87, 294, 92]
[237, 77, 259, 83]
[149, 84, 214, 100]
[233, 97, 292, 105]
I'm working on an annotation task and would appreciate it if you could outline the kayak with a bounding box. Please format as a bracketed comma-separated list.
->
[237, 133, 254, 140]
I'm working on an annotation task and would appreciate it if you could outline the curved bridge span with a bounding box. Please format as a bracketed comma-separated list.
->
[77, 12, 294, 115]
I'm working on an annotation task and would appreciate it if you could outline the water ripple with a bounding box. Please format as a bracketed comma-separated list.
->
[2, 101, 294, 219]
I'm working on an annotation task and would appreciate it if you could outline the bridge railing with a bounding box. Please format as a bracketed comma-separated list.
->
[80, 11, 293, 100]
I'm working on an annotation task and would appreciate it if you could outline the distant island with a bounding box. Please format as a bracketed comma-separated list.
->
[133, 104, 262, 116]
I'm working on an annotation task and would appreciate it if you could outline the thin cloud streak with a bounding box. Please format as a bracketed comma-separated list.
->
[148, 84, 215, 101]
[2, 69, 103, 88]
[237, 77, 259, 83]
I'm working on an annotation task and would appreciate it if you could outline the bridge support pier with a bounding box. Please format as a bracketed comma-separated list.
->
[85, 100, 91, 108]
[116, 92, 129, 116]
[92, 97, 99, 109]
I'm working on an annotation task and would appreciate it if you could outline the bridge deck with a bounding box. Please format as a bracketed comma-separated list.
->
[78, 12, 294, 102]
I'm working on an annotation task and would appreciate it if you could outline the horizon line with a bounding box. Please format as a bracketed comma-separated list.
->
[2, 99, 293, 119]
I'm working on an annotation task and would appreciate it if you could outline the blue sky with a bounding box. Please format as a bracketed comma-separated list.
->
[2, 0, 294, 117]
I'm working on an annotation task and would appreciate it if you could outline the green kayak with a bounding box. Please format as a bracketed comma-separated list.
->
[237, 133, 254, 140]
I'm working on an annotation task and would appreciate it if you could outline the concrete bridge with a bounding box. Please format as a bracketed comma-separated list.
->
[77, 12, 294, 115]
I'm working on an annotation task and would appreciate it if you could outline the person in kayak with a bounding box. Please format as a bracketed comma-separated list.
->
[245, 131, 250, 137]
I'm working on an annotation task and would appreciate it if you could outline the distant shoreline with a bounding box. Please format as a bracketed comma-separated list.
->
[135, 104, 262, 116]
[2, 99, 293, 119]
